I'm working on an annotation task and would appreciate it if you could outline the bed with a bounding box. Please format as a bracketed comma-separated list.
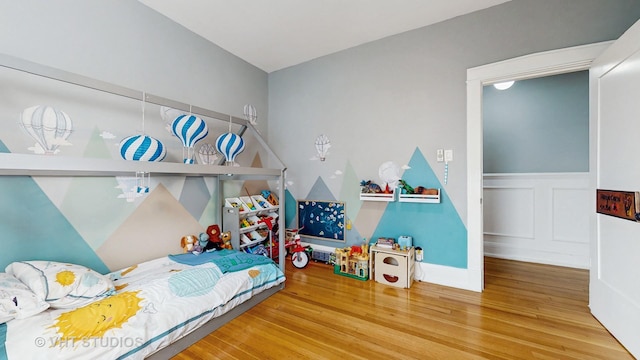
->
[0, 249, 286, 359]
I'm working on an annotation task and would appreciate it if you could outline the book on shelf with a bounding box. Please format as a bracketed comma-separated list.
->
[376, 237, 395, 248]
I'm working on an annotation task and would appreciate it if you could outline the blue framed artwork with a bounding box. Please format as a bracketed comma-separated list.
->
[297, 200, 345, 242]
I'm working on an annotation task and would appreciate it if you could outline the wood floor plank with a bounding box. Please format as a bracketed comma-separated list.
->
[171, 258, 632, 360]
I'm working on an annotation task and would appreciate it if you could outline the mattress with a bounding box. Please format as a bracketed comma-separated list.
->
[0, 251, 285, 359]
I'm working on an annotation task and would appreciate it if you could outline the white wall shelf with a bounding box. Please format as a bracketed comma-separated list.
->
[398, 189, 441, 203]
[360, 191, 396, 202]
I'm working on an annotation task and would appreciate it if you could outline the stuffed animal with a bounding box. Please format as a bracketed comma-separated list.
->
[206, 224, 223, 250]
[220, 231, 233, 250]
[180, 235, 198, 253]
[191, 232, 210, 254]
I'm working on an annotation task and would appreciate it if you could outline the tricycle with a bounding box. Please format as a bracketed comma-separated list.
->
[284, 228, 310, 269]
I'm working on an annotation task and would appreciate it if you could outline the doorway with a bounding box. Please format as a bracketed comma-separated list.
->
[465, 41, 611, 291]
[482, 71, 591, 269]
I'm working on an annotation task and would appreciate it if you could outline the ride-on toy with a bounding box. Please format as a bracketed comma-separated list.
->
[285, 229, 309, 268]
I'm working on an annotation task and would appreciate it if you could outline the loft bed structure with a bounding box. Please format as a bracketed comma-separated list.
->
[0, 54, 287, 359]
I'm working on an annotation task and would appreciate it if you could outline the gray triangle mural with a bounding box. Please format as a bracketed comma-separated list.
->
[0, 141, 109, 273]
[179, 176, 211, 220]
[371, 147, 467, 268]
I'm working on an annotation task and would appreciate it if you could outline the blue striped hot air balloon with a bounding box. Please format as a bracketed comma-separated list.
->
[119, 135, 166, 194]
[215, 132, 245, 166]
[171, 114, 208, 164]
[119, 134, 166, 162]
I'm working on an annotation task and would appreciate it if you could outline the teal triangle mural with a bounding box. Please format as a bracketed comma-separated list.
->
[284, 189, 297, 228]
[371, 147, 467, 268]
[0, 141, 109, 273]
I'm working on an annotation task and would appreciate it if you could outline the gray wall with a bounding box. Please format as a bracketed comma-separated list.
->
[268, 0, 640, 226]
[483, 71, 589, 173]
[0, 0, 269, 136]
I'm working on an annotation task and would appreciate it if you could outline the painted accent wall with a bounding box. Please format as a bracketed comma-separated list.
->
[269, 0, 640, 275]
[0, 0, 271, 272]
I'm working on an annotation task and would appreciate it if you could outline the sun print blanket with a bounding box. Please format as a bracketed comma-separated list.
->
[0, 253, 285, 359]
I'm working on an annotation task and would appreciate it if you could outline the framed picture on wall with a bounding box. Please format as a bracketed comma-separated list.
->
[297, 200, 346, 242]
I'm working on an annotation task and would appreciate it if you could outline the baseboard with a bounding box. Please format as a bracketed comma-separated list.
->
[415, 262, 481, 292]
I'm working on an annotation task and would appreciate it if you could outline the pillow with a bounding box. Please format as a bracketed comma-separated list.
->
[5, 261, 115, 309]
[0, 273, 49, 323]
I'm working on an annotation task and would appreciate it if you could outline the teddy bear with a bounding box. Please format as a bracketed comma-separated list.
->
[220, 231, 233, 250]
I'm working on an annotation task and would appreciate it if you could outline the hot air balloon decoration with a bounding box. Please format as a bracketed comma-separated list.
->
[197, 143, 219, 165]
[160, 106, 185, 135]
[119, 134, 166, 193]
[171, 114, 209, 164]
[119, 134, 166, 162]
[19, 105, 73, 155]
[215, 132, 245, 166]
[315, 134, 331, 161]
[243, 104, 257, 125]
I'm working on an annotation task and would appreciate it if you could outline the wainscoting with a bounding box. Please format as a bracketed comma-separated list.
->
[483, 173, 590, 269]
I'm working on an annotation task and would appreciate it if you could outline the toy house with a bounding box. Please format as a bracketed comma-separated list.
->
[333, 244, 369, 281]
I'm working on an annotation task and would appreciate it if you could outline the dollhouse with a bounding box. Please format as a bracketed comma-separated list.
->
[333, 244, 369, 281]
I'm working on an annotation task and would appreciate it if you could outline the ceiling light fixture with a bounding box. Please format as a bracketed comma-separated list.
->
[493, 81, 515, 90]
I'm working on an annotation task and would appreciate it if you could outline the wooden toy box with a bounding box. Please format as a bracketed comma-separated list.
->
[371, 246, 415, 288]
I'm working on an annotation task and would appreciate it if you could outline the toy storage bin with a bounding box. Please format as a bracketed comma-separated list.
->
[372, 247, 415, 288]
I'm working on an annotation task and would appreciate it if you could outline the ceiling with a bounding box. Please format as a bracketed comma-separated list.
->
[138, 0, 511, 73]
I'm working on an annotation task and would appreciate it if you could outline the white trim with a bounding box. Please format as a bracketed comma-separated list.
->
[414, 262, 477, 291]
[466, 41, 611, 293]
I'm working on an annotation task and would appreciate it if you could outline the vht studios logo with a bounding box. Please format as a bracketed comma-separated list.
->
[35, 336, 144, 348]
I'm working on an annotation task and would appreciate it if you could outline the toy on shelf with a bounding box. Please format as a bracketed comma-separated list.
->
[360, 180, 382, 194]
[360, 180, 395, 202]
[261, 190, 279, 206]
[397, 236, 413, 250]
[398, 180, 414, 194]
[397, 179, 441, 203]
[333, 243, 369, 281]
[376, 237, 395, 249]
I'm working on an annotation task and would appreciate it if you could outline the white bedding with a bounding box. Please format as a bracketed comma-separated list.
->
[0, 252, 285, 359]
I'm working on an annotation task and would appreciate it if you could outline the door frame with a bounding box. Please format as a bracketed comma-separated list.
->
[465, 41, 611, 292]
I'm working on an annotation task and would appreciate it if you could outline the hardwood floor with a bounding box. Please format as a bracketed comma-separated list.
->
[173, 257, 632, 360]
